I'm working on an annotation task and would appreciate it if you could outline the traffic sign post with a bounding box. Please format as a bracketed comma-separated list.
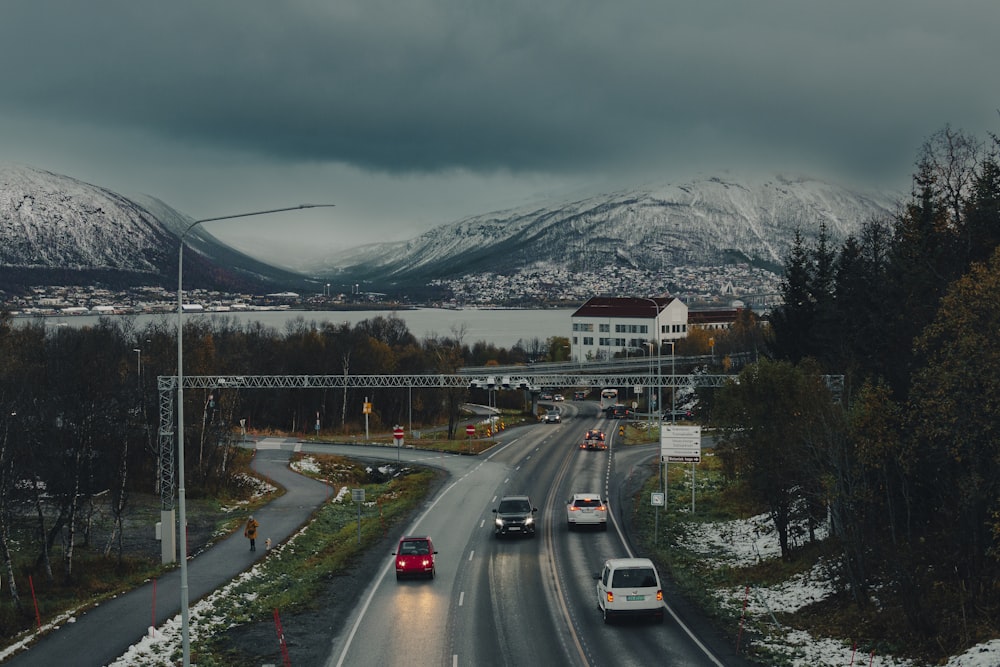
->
[466, 424, 475, 453]
[393, 425, 404, 464]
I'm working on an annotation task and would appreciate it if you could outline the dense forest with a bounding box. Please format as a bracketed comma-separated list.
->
[713, 127, 1000, 654]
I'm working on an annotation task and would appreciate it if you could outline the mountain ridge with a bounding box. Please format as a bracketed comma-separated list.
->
[0, 164, 312, 293]
[1, 164, 900, 294]
[303, 172, 899, 284]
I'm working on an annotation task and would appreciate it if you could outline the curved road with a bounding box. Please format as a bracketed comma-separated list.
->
[304, 401, 749, 667]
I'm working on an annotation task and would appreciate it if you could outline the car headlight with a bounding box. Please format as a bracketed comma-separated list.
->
[495, 518, 505, 527]
[524, 516, 534, 525]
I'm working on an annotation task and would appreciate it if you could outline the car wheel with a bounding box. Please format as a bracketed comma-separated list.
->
[429, 568, 435, 580]
[395, 572, 402, 581]
[567, 522, 573, 531]
[603, 607, 612, 625]
[601, 522, 608, 531]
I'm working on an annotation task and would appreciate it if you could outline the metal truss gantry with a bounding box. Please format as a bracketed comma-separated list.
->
[156, 372, 844, 509]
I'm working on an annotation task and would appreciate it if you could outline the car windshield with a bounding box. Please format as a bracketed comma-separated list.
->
[611, 567, 657, 588]
[499, 500, 531, 513]
[401, 540, 429, 554]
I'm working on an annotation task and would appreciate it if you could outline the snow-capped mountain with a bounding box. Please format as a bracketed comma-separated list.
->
[306, 174, 900, 284]
[0, 164, 309, 291]
[1, 164, 900, 294]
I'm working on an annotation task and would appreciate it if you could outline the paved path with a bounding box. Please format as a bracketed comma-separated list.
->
[5, 438, 332, 667]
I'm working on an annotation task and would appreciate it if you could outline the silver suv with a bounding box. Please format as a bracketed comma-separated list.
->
[595, 557, 664, 623]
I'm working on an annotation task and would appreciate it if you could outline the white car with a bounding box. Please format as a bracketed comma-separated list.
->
[553, 393, 565, 401]
[595, 557, 665, 624]
[566, 493, 607, 530]
[543, 411, 561, 423]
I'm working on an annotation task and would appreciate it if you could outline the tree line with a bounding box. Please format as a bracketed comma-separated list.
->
[712, 127, 1000, 655]
[0, 309, 564, 609]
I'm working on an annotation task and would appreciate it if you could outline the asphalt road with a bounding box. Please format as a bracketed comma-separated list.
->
[6, 408, 751, 667]
[312, 402, 749, 667]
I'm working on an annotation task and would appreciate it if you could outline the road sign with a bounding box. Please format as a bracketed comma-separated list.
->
[393, 426, 404, 440]
[362, 401, 372, 414]
[466, 424, 476, 436]
[651, 492, 665, 506]
[351, 488, 365, 502]
[661, 424, 702, 462]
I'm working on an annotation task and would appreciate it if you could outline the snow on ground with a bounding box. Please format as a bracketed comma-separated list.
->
[9, 488, 998, 665]
[675, 512, 1000, 666]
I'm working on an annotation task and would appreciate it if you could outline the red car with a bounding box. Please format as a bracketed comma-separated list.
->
[393, 536, 437, 580]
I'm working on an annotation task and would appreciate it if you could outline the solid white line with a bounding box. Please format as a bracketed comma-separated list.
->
[458, 591, 465, 606]
[468, 550, 475, 561]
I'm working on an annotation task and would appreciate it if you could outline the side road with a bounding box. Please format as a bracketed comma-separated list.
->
[4, 438, 332, 667]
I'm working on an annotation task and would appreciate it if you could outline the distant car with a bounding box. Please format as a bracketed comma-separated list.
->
[606, 404, 631, 419]
[543, 411, 561, 423]
[580, 429, 607, 450]
[573, 391, 587, 400]
[553, 393, 565, 401]
[566, 493, 608, 530]
[392, 536, 437, 580]
[492, 495, 538, 538]
[662, 409, 694, 421]
[595, 557, 665, 624]
[540, 392, 554, 401]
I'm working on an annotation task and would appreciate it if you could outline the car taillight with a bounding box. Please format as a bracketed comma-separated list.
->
[568, 506, 578, 512]
[606, 591, 614, 603]
[656, 590, 663, 601]
[596, 505, 606, 511]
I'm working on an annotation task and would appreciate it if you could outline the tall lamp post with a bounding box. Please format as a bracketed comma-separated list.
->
[133, 347, 141, 389]
[175, 204, 333, 666]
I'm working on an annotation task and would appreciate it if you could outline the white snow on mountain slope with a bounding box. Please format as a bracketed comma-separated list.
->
[302, 172, 899, 280]
[0, 164, 172, 273]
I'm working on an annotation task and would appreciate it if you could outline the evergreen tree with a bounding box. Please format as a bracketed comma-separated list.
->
[769, 229, 814, 363]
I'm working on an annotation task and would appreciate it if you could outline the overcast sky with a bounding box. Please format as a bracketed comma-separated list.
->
[2, 1, 997, 266]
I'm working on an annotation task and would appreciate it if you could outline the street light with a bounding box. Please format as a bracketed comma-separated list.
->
[175, 204, 333, 666]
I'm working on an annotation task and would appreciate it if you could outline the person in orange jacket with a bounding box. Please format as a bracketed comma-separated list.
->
[244, 515, 260, 551]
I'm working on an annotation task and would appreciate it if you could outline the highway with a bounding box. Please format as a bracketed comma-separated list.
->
[295, 400, 736, 667]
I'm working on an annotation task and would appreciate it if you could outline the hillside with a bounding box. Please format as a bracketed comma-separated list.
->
[0, 164, 312, 293]
[303, 174, 899, 284]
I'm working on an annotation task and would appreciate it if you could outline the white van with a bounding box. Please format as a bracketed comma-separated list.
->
[595, 557, 664, 623]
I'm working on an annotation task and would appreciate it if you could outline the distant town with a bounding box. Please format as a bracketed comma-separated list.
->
[2, 262, 781, 318]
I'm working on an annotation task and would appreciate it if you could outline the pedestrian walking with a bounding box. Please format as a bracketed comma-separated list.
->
[244, 515, 259, 551]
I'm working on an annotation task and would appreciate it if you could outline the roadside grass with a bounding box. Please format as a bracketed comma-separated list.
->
[0, 448, 273, 647]
[299, 410, 537, 455]
[620, 424, 989, 666]
[192, 453, 438, 666]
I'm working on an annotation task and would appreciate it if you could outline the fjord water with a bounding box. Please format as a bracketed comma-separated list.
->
[40, 307, 575, 349]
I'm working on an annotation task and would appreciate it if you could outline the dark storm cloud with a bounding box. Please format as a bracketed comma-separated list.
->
[4, 0, 995, 180]
[1, 1, 997, 259]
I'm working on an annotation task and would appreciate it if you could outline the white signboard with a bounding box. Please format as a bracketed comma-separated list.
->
[661, 424, 701, 463]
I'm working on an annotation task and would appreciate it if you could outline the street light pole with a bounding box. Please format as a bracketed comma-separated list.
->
[133, 347, 141, 389]
[175, 204, 333, 666]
